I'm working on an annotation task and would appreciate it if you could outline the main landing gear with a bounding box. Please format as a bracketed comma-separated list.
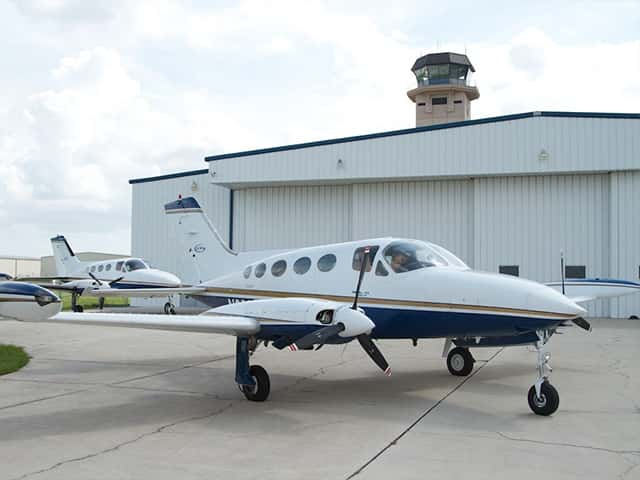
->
[70, 292, 83, 312]
[163, 301, 176, 315]
[446, 346, 475, 376]
[527, 331, 559, 416]
[235, 337, 270, 402]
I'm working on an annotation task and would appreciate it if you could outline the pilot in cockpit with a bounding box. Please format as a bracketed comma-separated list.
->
[390, 250, 411, 273]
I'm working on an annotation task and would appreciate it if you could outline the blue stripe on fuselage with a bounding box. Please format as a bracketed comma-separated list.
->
[192, 295, 561, 340]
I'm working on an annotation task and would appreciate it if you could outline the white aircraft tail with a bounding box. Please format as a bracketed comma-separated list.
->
[164, 197, 239, 283]
[50, 235, 84, 276]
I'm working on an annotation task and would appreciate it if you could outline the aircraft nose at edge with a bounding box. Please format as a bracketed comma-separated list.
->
[529, 284, 587, 318]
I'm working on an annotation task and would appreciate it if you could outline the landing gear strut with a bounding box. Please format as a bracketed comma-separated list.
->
[163, 301, 176, 315]
[446, 346, 475, 376]
[235, 337, 270, 402]
[71, 292, 83, 313]
[527, 331, 559, 416]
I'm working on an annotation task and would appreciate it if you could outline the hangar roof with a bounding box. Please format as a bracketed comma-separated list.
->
[129, 111, 640, 186]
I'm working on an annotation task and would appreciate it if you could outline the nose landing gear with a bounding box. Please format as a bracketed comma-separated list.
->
[527, 331, 559, 416]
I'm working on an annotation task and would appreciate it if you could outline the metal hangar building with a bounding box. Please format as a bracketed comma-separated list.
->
[129, 53, 640, 318]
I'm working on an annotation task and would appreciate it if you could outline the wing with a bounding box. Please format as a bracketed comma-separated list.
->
[30, 312, 259, 336]
[546, 278, 640, 304]
[87, 286, 206, 298]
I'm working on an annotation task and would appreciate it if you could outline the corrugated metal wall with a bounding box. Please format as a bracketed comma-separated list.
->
[474, 174, 611, 316]
[610, 171, 640, 318]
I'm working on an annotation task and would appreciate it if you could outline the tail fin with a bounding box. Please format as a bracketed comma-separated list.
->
[164, 197, 238, 283]
[50, 235, 83, 276]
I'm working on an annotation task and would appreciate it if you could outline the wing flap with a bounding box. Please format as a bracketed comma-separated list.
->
[31, 312, 259, 336]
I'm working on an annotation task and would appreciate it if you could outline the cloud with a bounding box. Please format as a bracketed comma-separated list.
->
[1, 2, 639, 258]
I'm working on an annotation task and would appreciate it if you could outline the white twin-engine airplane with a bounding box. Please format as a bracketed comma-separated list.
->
[7, 197, 640, 416]
[43, 235, 184, 313]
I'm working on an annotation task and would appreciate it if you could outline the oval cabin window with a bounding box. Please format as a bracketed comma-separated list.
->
[317, 254, 337, 272]
[255, 263, 266, 278]
[271, 260, 287, 277]
[243, 266, 252, 279]
[293, 257, 311, 274]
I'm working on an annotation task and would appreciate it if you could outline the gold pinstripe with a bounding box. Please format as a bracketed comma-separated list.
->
[200, 287, 576, 319]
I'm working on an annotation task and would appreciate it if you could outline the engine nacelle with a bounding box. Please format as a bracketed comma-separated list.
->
[0, 282, 62, 321]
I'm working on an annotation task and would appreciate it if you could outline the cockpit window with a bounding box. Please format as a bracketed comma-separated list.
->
[383, 241, 448, 273]
[124, 259, 147, 272]
[375, 261, 389, 277]
[116, 261, 124, 271]
[352, 246, 379, 272]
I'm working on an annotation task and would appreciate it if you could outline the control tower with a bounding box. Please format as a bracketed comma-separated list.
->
[407, 52, 479, 127]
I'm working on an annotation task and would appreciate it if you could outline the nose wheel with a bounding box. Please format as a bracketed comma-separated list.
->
[163, 301, 176, 315]
[446, 347, 475, 376]
[528, 331, 559, 416]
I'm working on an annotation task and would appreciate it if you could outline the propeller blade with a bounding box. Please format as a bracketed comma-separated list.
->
[88, 272, 103, 286]
[572, 317, 592, 332]
[352, 247, 371, 309]
[109, 276, 124, 287]
[289, 324, 345, 351]
[357, 334, 391, 376]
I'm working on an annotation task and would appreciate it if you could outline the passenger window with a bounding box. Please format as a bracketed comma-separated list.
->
[243, 266, 252, 279]
[116, 261, 124, 271]
[255, 263, 266, 278]
[317, 254, 337, 272]
[294, 257, 311, 275]
[375, 261, 389, 277]
[91, 266, 96, 272]
[106, 264, 112, 271]
[98, 265, 104, 272]
[352, 246, 379, 272]
[271, 260, 287, 277]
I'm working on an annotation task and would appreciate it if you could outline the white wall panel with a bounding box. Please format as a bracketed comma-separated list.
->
[211, 116, 640, 187]
[352, 180, 474, 265]
[610, 171, 640, 318]
[233, 185, 352, 251]
[474, 174, 610, 316]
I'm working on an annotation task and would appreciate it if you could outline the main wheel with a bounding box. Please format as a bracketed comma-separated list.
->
[241, 365, 270, 402]
[447, 347, 474, 376]
[164, 302, 172, 315]
[528, 381, 559, 416]
[73, 305, 84, 313]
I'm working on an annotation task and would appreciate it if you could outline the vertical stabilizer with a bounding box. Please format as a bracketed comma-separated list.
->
[164, 197, 239, 283]
[50, 236, 83, 276]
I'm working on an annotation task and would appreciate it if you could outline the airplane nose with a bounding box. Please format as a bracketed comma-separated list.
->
[528, 285, 587, 318]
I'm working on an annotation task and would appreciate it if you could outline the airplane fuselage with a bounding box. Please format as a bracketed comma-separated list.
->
[189, 238, 585, 342]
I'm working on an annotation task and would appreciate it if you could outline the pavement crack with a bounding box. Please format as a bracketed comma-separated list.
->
[346, 348, 504, 479]
[0, 388, 90, 412]
[109, 355, 234, 386]
[10, 402, 235, 480]
[496, 432, 640, 455]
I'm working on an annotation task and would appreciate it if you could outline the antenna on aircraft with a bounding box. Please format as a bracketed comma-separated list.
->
[560, 251, 565, 295]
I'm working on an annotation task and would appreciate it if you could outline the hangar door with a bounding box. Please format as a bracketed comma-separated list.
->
[232, 185, 352, 251]
[474, 174, 610, 316]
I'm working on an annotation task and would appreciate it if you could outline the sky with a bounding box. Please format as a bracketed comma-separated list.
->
[0, 0, 639, 257]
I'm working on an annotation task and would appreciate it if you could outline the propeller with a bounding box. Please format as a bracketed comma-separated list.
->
[572, 317, 592, 332]
[289, 323, 345, 351]
[109, 276, 124, 287]
[559, 252, 592, 332]
[351, 247, 391, 375]
[88, 273, 123, 288]
[286, 246, 391, 375]
[88, 272, 103, 286]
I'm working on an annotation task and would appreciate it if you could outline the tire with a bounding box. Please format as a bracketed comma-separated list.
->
[528, 381, 559, 416]
[164, 302, 171, 315]
[241, 365, 270, 402]
[447, 347, 474, 376]
[73, 305, 84, 313]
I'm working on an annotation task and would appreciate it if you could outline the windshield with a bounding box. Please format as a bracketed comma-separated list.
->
[383, 240, 449, 273]
[124, 259, 148, 272]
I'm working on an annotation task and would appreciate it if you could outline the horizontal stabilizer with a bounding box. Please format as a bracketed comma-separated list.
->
[26, 312, 259, 336]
